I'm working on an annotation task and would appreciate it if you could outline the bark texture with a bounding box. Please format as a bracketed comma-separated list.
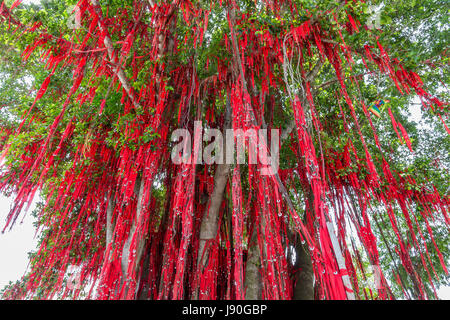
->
[293, 238, 314, 300]
[244, 228, 262, 300]
[195, 95, 232, 298]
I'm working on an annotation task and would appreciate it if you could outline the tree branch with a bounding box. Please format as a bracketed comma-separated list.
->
[90, 0, 140, 109]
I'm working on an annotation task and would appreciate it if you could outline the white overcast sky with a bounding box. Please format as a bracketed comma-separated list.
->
[0, 194, 37, 291]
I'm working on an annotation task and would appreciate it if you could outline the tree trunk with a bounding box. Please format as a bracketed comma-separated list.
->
[197, 165, 230, 268]
[195, 94, 232, 299]
[137, 250, 151, 300]
[244, 228, 262, 300]
[106, 193, 115, 248]
[293, 237, 314, 300]
[120, 176, 145, 298]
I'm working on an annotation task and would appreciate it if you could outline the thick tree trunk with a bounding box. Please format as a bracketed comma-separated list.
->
[156, 171, 175, 299]
[292, 179, 316, 300]
[244, 228, 262, 300]
[197, 163, 230, 268]
[120, 176, 145, 298]
[195, 95, 232, 298]
[293, 238, 314, 300]
[137, 250, 151, 300]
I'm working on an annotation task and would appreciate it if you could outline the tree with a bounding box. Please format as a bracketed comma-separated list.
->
[0, 0, 448, 300]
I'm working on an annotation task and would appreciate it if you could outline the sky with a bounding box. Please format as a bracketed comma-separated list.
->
[0, 194, 37, 291]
